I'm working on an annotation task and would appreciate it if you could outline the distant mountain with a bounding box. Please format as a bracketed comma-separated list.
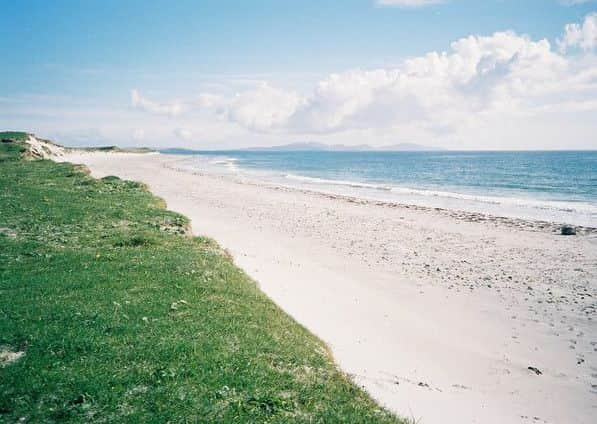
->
[380, 143, 443, 151]
[160, 147, 202, 155]
[244, 142, 442, 151]
[245, 142, 371, 151]
[159, 142, 444, 154]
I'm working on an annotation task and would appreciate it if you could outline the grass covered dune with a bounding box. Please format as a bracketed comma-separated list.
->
[0, 134, 400, 423]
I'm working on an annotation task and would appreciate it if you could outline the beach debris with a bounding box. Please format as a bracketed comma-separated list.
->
[527, 366, 542, 375]
[560, 225, 576, 235]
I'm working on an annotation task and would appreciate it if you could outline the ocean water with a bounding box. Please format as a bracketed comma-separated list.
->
[165, 150, 597, 227]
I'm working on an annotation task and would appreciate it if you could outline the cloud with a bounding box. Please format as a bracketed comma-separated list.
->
[289, 31, 576, 135]
[197, 93, 226, 109]
[376, 0, 445, 7]
[122, 13, 597, 149]
[223, 82, 302, 131]
[131, 89, 184, 116]
[195, 27, 589, 138]
[174, 128, 192, 140]
[558, 13, 597, 52]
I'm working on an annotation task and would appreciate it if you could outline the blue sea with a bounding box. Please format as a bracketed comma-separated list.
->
[165, 150, 597, 227]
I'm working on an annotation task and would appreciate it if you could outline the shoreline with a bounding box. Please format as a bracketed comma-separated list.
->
[170, 152, 597, 228]
[165, 158, 597, 236]
[57, 150, 597, 424]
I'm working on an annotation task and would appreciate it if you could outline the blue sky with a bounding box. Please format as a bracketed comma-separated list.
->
[1, 0, 597, 149]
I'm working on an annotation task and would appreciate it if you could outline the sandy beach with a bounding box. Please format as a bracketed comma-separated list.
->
[58, 150, 597, 423]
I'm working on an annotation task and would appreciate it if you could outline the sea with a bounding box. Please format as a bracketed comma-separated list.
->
[164, 150, 597, 227]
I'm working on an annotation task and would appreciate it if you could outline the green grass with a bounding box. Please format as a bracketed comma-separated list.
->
[0, 131, 29, 141]
[0, 140, 401, 423]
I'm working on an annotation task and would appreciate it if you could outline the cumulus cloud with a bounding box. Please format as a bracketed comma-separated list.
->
[195, 25, 592, 138]
[131, 89, 184, 116]
[297, 31, 575, 134]
[197, 93, 226, 109]
[223, 83, 302, 131]
[127, 13, 597, 149]
[376, 0, 445, 7]
[558, 13, 597, 52]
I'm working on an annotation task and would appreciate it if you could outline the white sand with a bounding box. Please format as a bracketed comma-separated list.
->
[25, 135, 65, 159]
[58, 150, 597, 423]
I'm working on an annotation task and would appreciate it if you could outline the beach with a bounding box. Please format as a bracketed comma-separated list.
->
[58, 150, 597, 423]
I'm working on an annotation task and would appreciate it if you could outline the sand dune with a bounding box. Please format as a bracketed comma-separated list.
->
[58, 150, 597, 424]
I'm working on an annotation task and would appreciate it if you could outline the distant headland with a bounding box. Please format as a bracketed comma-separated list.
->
[162, 142, 444, 154]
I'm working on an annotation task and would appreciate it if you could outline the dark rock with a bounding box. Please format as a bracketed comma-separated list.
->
[561, 225, 576, 235]
[527, 366, 542, 375]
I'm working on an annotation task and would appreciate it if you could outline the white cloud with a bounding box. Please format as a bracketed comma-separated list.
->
[131, 89, 184, 116]
[558, 13, 597, 52]
[114, 13, 597, 149]
[296, 31, 573, 135]
[174, 128, 193, 140]
[199, 31, 575, 134]
[376, 0, 445, 7]
[224, 82, 302, 131]
[197, 93, 226, 109]
[180, 14, 597, 149]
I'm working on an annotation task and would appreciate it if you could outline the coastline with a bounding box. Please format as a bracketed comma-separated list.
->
[167, 158, 597, 236]
[171, 151, 597, 228]
[58, 150, 597, 424]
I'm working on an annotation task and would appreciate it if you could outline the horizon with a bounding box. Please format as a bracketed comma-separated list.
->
[5, 129, 597, 152]
[159, 143, 597, 152]
[2, 1, 597, 150]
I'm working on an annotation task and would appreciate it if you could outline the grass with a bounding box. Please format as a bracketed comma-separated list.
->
[0, 138, 401, 423]
[0, 131, 29, 141]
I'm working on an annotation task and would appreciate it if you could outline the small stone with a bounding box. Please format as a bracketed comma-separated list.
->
[561, 225, 576, 235]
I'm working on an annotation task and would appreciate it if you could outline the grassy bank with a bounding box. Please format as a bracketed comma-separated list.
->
[0, 137, 401, 423]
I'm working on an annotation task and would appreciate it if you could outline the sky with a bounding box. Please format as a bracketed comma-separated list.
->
[1, 0, 597, 150]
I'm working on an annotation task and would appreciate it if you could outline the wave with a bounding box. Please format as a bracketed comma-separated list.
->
[285, 174, 392, 191]
[284, 173, 597, 215]
[210, 158, 238, 165]
[175, 154, 597, 224]
[390, 186, 597, 214]
[206, 156, 239, 171]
